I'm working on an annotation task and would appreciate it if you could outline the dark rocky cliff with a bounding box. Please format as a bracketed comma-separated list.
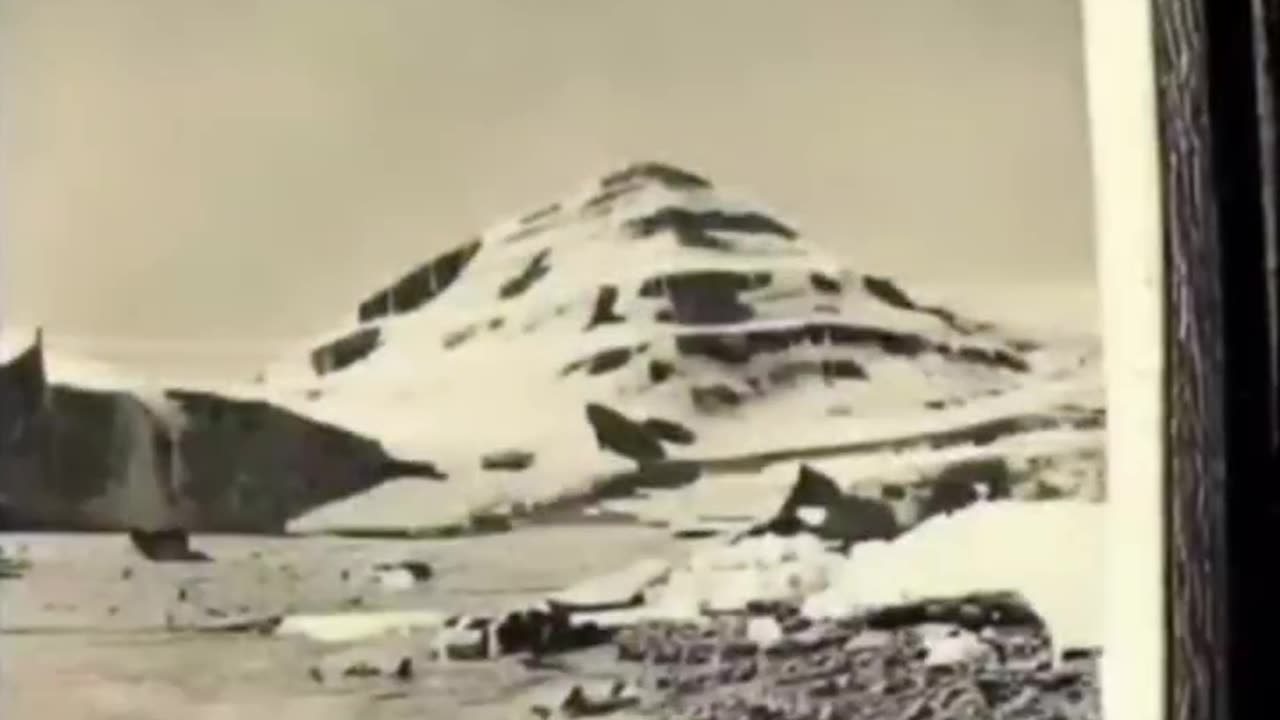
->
[0, 339, 440, 533]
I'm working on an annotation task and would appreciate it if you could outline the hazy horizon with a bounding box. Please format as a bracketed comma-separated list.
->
[0, 0, 1096, 375]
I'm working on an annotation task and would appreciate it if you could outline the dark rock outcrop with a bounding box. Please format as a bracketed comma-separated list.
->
[861, 275, 989, 335]
[587, 348, 634, 375]
[481, 449, 536, 472]
[745, 455, 1082, 554]
[357, 239, 482, 323]
[624, 208, 797, 249]
[585, 403, 667, 463]
[601, 162, 712, 192]
[809, 272, 843, 294]
[499, 248, 553, 299]
[562, 346, 644, 377]
[647, 360, 676, 384]
[918, 459, 1013, 518]
[640, 417, 697, 445]
[753, 464, 899, 546]
[584, 285, 626, 330]
[0, 329, 46, 450]
[0, 340, 443, 533]
[494, 606, 615, 657]
[658, 321, 1029, 376]
[129, 528, 211, 562]
[643, 271, 762, 325]
[309, 326, 382, 376]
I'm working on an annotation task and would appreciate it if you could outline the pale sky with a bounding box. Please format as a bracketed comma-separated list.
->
[0, 0, 1095, 373]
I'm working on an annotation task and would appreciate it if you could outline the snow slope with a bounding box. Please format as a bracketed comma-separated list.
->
[259, 162, 1102, 532]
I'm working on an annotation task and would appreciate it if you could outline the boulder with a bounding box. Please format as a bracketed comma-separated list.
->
[128, 528, 211, 563]
[753, 465, 899, 546]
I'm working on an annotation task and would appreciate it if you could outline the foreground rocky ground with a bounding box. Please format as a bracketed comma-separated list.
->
[0, 517, 1099, 720]
[608, 598, 1099, 720]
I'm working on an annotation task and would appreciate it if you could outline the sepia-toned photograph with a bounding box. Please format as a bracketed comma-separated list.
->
[0, 2, 1136, 718]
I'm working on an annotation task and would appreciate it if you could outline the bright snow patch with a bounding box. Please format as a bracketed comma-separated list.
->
[803, 500, 1103, 652]
[275, 610, 449, 643]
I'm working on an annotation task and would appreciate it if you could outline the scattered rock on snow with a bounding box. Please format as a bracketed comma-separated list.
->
[370, 560, 434, 591]
[482, 449, 536, 471]
[584, 404, 666, 463]
[559, 682, 641, 717]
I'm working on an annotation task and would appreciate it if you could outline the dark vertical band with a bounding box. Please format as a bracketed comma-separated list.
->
[1152, 0, 1230, 719]
[1155, 0, 1280, 717]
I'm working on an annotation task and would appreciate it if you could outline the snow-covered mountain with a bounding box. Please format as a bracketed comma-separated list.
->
[261, 162, 1102, 531]
[0, 162, 1102, 535]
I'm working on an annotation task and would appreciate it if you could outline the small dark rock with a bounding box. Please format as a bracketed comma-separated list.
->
[809, 272, 842, 294]
[470, 513, 513, 533]
[648, 359, 676, 384]
[342, 662, 381, 678]
[373, 560, 434, 583]
[481, 449, 536, 471]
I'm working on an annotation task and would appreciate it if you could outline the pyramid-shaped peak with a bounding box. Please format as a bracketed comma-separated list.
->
[598, 161, 713, 192]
